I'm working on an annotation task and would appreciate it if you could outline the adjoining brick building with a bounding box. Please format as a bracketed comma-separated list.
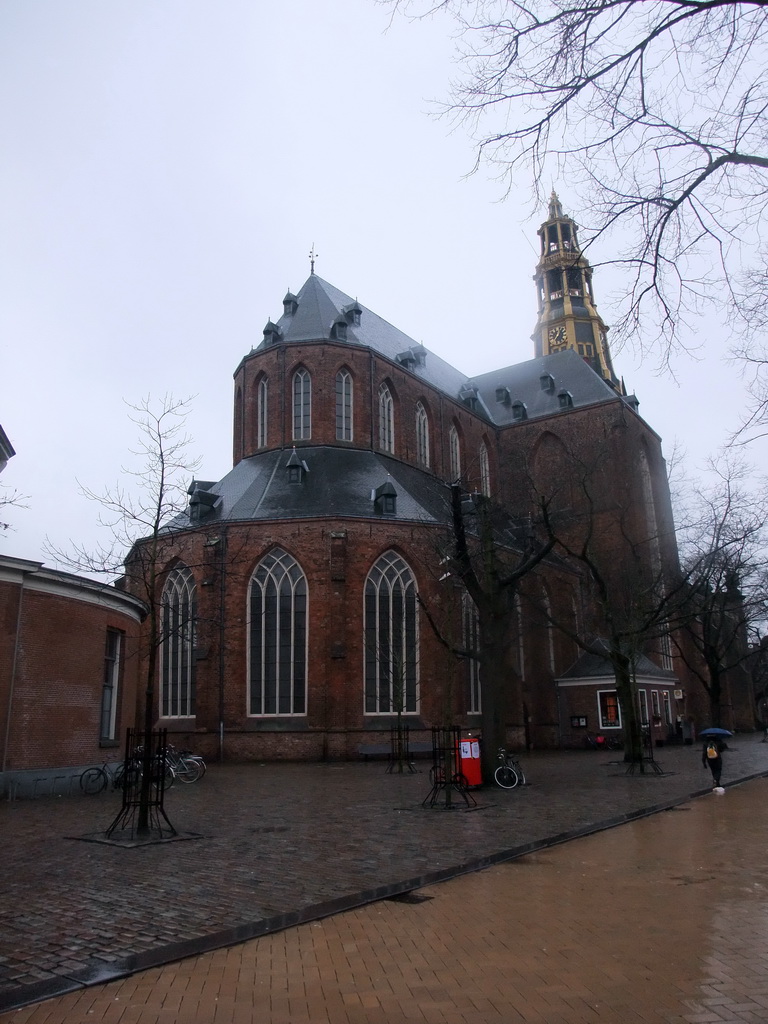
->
[126, 195, 721, 763]
[0, 555, 145, 797]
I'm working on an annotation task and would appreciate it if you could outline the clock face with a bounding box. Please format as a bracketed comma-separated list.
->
[548, 326, 566, 347]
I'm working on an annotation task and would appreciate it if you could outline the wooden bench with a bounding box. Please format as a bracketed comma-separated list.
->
[358, 741, 432, 761]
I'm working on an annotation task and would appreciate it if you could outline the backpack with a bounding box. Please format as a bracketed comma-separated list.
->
[706, 742, 719, 760]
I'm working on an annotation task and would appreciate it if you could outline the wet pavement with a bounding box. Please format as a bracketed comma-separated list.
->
[2, 738, 768, 1020]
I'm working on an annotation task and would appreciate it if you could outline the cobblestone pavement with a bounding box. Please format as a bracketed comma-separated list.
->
[2, 737, 767, 1015]
[5, 774, 768, 1024]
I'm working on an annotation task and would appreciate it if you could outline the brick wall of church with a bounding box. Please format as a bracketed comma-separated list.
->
[232, 342, 497, 496]
[130, 515, 582, 762]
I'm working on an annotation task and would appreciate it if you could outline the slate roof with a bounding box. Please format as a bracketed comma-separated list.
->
[0, 422, 15, 467]
[468, 349, 637, 427]
[253, 274, 637, 428]
[258, 274, 469, 403]
[558, 640, 677, 682]
[171, 447, 456, 530]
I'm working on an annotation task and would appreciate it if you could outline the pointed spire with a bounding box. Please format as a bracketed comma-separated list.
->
[548, 190, 563, 220]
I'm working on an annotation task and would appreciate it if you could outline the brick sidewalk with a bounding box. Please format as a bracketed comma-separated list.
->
[2, 737, 766, 1014]
[11, 775, 761, 1024]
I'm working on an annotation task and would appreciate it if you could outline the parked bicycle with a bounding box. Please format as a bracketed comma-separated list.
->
[583, 732, 622, 751]
[494, 747, 526, 789]
[165, 744, 205, 783]
[80, 746, 176, 795]
[79, 757, 138, 795]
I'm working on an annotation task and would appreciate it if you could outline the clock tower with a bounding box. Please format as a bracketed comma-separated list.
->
[532, 192, 622, 391]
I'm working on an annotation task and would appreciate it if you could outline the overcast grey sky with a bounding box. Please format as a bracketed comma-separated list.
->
[0, 0, 755, 568]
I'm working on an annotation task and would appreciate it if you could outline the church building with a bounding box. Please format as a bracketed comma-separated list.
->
[130, 196, 697, 762]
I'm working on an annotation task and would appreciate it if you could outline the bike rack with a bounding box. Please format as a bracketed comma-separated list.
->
[106, 727, 177, 841]
[386, 724, 417, 774]
[422, 726, 476, 809]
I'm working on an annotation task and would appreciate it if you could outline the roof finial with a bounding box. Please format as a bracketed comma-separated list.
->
[309, 243, 319, 275]
[548, 190, 563, 219]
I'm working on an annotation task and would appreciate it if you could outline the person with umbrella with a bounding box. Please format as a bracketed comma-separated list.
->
[700, 728, 732, 789]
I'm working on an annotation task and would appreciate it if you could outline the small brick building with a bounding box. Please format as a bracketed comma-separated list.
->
[0, 555, 145, 796]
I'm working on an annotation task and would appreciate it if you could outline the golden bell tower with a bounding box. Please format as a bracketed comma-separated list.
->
[532, 192, 622, 392]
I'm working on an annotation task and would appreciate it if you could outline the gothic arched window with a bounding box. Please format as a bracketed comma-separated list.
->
[639, 448, 661, 575]
[415, 402, 430, 467]
[449, 425, 461, 482]
[364, 551, 418, 714]
[479, 441, 490, 497]
[160, 565, 197, 718]
[379, 383, 394, 453]
[462, 591, 481, 714]
[292, 368, 311, 441]
[336, 369, 353, 441]
[256, 376, 268, 449]
[249, 548, 307, 716]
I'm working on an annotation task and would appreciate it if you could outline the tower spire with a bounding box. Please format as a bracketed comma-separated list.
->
[531, 195, 623, 392]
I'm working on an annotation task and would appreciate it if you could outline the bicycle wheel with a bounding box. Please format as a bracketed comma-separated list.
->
[162, 762, 176, 790]
[494, 764, 519, 789]
[80, 767, 108, 795]
[173, 757, 202, 783]
[512, 761, 526, 785]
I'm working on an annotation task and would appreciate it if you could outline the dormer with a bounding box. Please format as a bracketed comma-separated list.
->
[283, 292, 298, 317]
[342, 300, 362, 326]
[286, 448, 309, 484]
[263, 320, 283, 345]
[372, 479, 397, 515]
[558, 391, 574, 410]
[187, 480, 220, 522]
[495, 386, 511, 406]
[396, 344, 427, 369]
[331, 316, 348, 342]
[511, 401, 528, 422]
[540, 373, 556, 393]
[459, 384, 479, 410]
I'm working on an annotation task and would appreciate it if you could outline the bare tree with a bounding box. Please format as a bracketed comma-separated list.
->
[431, 484, 554, 779]
[672, 454, 768, 725]
[48, 394, 199, 836]
[0, 485, 28, 535]
[389, 0, 768, 371]
[538, 471, 675, 766]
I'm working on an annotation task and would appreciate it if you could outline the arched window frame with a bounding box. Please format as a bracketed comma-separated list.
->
[462, 591, 481, 714]
[336, 368, 353, 441]
[292, 367, 311, 441]
[248, 548, 308, 717]
[234, 385, 243, 456]
[449, 424, 461, 482]
[415, 401, 430, 467]
[379, 383, 394, 454]
[160, 565, 197, 718]
[515, 594, 525, 681]
[479, 441, 490, 497]
[639, 447, 662, 575]
[364, 551, 419, 714]
[542, 589, 556, 673]
[256, 376, 268, 449]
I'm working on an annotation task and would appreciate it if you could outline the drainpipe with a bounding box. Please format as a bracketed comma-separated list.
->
[218, 528, 228, 763]
[3, 574, 26, 773]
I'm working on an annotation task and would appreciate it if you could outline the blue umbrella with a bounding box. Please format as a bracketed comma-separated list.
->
[699, 727, 733, 737]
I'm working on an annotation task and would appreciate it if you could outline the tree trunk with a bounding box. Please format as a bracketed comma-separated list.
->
[612, 652, 643, 766]
[479, 611, 515, 782]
